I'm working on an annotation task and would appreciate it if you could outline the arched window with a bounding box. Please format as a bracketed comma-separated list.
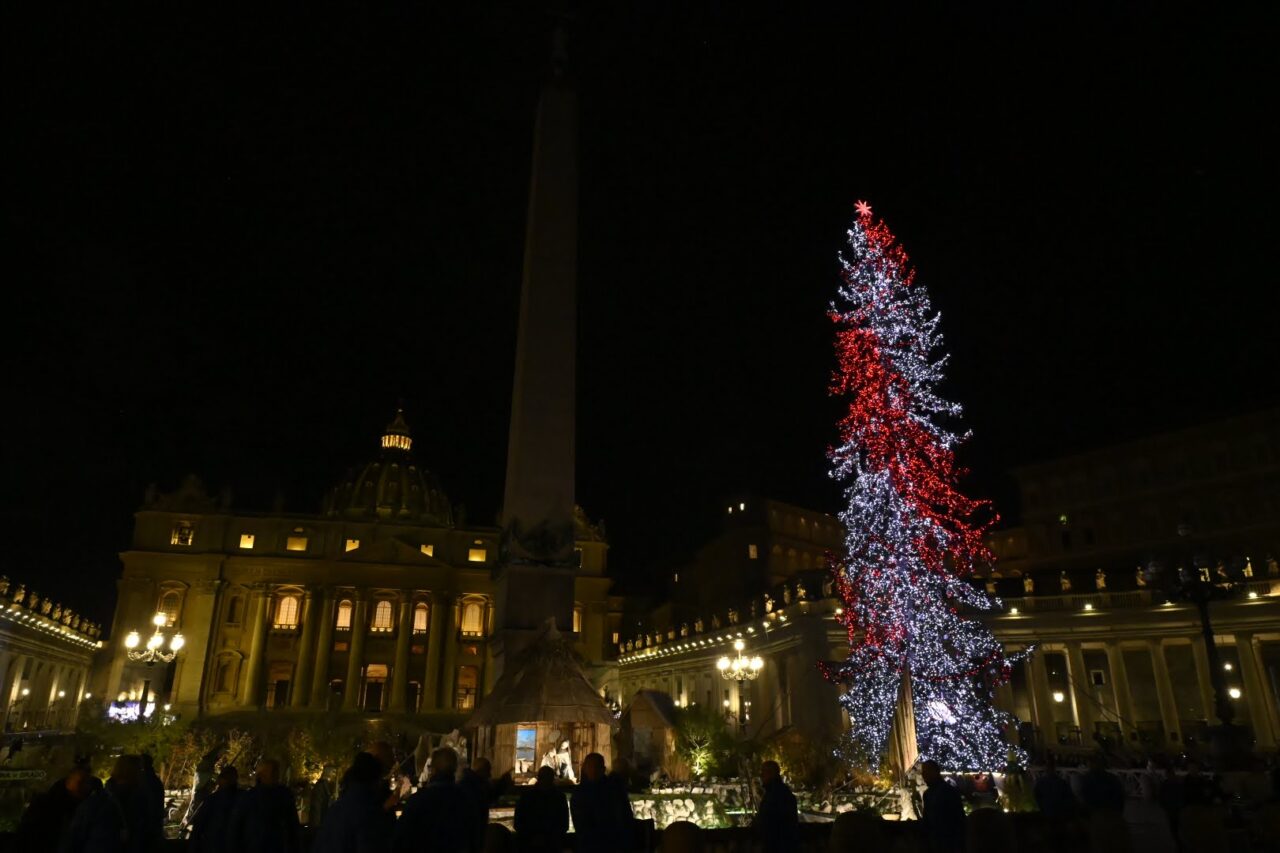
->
[274, 595, 300, 629]
[215, 659, 235, 693]
[371, 600, 394, 632]
[460, 601, 484, 637]
[336, 600, 353, 630]
[157, 591, 181, 627]
[413, 603, 429, 634]
[572, 605, 583, 634]
[225, 595, 243, 624]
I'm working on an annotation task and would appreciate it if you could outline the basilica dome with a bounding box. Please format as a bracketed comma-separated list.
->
[325, 409, 453, 526]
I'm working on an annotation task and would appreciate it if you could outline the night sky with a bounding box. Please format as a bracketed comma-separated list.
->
[8, 4, 1278, 625]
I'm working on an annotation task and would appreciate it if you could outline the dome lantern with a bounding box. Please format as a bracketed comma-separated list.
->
[381, 408, 412, 452]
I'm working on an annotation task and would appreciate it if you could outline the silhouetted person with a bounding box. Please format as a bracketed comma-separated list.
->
[754, 760, 799, 853]
[921, 760, 966, 853]
[228, 759, 301, 853]
[392, 747, 473, 853]
[188, 766, 239, 853]
[19, 765, 94, 849]
[307, 766, 336, 830]
[459, 757, 511, 848]
[1079, 753, 1125, 814]
[570, 753, 633, 853]
[1181, 760, 1225, 805]
[514, 766, 569, 853]
[313, 753, 394, 853]
[139, 754, 165, 840]
[1034, 754, 1078, 820]
[61, 754, 155, 853]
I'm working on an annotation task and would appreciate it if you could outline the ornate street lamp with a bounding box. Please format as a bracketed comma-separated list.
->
[717, 640, 764, 734]
[1147, 525, 1251, 768]
[124, 612, 185, 664]
[123, 613, 184, 721]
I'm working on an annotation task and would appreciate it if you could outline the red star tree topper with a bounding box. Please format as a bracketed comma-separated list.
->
[823, 202, 1026, 770]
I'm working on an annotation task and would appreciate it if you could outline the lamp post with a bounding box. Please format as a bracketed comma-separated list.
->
[717, 640, 764, 734]
[1148, 525, 1250, 768]
[124, 612, 184, 719]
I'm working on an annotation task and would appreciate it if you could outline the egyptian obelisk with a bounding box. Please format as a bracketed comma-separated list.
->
[492, 27, 579, 671]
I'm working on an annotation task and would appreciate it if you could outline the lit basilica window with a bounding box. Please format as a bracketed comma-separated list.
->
[573, 605, 583, 634]
[420, 544, 434, 557]
[413, 603, 429, 634]
[274, 595, 300, 629]
[748, 543, 758, 559]
[345, 538, 360, 552]
[170, 522, 194, 546]
[382, 433, 412, 451]
[460, 601, 485, 637]
[157, 591, 181, 627]
[336, 600, 353, 630]
[371, 600, 394, 632]
[467, 546, 488, 563]
[239, 533, 255, 549]
[286, 529, 308, 552]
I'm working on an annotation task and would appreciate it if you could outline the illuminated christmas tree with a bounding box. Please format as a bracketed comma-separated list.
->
[823, 200, 1024, 771]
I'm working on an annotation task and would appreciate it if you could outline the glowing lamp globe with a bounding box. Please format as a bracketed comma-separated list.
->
[716, 656, 731, 672]
[170, 634, 185, 652]
[152, 612, 167, 628]
[146, 633, 163, 651]
[124, 631, 141, 650]
[750, 656, 764, 672]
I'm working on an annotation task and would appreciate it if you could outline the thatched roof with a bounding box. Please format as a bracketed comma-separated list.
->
[467, 622, 616, 728]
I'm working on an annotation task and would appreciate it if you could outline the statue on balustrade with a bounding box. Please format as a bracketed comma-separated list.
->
[1059, 571, 1072, 593]
[1135, 566, 1147, 588]
[694, 618, 704, 633]
[728, 608, 739, 625]
[1095, 568, 1106, 591]
[783, 585, 792, 605]
[796, 580, 807, 601]
[680, 623, 689, 638]
[764, 595, 774, 613]
[1022, 575, 1034, 594]
[711, 614, 721, 630]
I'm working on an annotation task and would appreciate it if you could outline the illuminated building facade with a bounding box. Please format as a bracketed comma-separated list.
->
[0, 578, 102, 732]
[619, 412, 1280, 762]
[96, 411, 618, 724]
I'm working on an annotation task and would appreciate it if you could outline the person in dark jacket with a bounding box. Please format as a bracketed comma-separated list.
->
[1034, 754, 1078, 820]
[60, 754, 155, 853]
[187, 766, 239, 853]
[227, 759, 301, 853]
[139, 754, 166, 841]
[754, 760, 799, 853]
[1079, 753, 1125, 814]
[313, 753, 395, 853]
[921, 760, 966, 853]
[459, 757, 511, 848]
[570, 753, 634, 853]
[18, 766, 94, 849]
[514, 766, 569, 853]
[392, 747, 473, 853]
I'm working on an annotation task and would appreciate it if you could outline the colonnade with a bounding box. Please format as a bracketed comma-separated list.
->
[1011, 634, 1280, 751]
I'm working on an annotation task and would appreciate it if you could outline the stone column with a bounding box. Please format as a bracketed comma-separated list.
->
[1190, 636, 1217, 724]
[1106, 643, 1137, 739]
[1148, 640, 1182, 745]
[388, 596, 413, 712]
[439, 597, 460, 710]
[1065, 642, 1096, 740]
[0, 652, 13, 721]
[1234, 633, 1278, 749]
[423, 593, 448, 709]
[309, 594, 337, 708]
[240, 585, 271, 707]
[2, 655, 27, 728]
[342, 594, 368, 712]
[172, 579, 221, 714]
[1027, 653, 1057, 746]
[106, 578, 152, 704]
[291, 589, 320, 709]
